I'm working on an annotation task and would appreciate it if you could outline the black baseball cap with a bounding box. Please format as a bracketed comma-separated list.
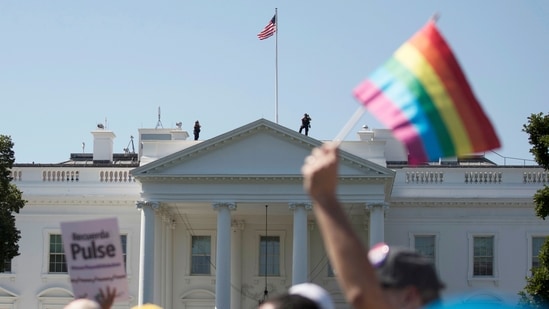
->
[368, 242, 445, 291]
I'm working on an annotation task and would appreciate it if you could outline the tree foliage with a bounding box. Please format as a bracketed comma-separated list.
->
[519, 113, 549, 308]
[534, 186, 549, 221]
[519, 239, 549, 308]
[0, 135, 26, 272]
[523, 112, 549, 170]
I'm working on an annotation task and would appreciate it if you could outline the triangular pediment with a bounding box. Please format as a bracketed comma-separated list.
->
[132, 118, 394, 181]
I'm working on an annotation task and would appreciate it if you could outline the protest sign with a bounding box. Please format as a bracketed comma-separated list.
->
[60, 217, 129, 302]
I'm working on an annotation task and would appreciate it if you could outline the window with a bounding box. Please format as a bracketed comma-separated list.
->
[1, 258, 11, 273]
[532, 236, 547, 270]
[191, 236, 211, 275]
[259, 236, 280, 276]
[49, 234, 67, 273]
[327, 260, 336, 277]
[48, 234, 128, 274]
[414, 235, 436, 263]
[120, 234, 127, 269]
[473, 236, 494, 276]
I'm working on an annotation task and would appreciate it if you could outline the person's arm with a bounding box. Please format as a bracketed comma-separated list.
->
[96, 286, 117, 309]
[302, 143, 391, 309]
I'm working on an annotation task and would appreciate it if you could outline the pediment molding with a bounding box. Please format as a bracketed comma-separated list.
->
[37, 287, 73, 298]
[0, 286, 17, 298]
[132, 119, 395, 179]
[133, 119, 317, 175]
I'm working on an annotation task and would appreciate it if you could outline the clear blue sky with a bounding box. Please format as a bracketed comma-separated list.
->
[1, 1, 547, 164]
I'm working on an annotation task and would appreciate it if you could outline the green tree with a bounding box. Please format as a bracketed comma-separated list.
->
[524, 113, 549, 169]
[519, 112, 549, 308]
[523, 113, 549, 220]
[0, 135, 26, 272]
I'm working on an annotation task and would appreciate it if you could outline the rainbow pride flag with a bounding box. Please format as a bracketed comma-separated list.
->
[353, 21, 500, 163]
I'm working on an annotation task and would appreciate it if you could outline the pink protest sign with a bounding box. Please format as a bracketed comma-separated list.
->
[60, 217, 129, 302]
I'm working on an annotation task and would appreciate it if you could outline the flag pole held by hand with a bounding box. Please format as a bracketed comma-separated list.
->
[332, 105, 366, 147]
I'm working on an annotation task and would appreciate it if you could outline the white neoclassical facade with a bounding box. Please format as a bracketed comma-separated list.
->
[2, 118, 548, 309]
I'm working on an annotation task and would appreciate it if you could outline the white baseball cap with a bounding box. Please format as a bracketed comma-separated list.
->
[64, 299, 100, 309]
[288, 283, 335, 309]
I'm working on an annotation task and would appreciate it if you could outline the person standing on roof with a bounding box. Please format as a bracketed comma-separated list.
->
[299, 113, 312, 136]
[193, 121, 201, 141]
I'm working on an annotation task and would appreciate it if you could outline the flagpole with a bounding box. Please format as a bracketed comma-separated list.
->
[275, 8, 279, 123]
[333, 105, 366, 146]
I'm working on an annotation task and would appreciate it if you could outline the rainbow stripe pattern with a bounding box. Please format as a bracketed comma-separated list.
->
[354, 21, 500, 163]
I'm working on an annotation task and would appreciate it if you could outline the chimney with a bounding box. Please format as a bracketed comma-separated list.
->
[91, 129, 116, 163]
[357, 125, 374, 141]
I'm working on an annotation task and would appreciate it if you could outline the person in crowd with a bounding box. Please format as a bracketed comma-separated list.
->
[301, 142, 445, 309]
[64, 299, 101, 309]
[131, 304, 163, 309]
[193, 120, 201, 141]
[368, 242, 444, 308]
[299, 113, 312, 136]
[258, 282, 334, 309]
[64, 287, 117, 309]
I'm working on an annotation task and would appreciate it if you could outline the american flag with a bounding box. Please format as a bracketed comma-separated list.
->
[257, 15, 276, 40]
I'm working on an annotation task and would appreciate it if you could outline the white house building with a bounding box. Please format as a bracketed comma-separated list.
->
[2, 118, 548, 309]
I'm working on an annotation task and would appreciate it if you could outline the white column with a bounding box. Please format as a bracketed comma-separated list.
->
[367, 202, 388, 247]
[289, 202, 311, 285]
[154, 213, 163, 306]
[136, 200, 159, 306]
[162, 212, 175, 309]
[231, 220, 244, 309]
[213, 202, 236, 309]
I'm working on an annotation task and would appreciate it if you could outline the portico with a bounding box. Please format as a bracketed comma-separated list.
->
[131, 119, 394, 308]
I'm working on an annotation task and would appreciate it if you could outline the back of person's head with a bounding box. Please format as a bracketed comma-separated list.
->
[260, 294, 320, 309]
[259, 283, 334, 309]
[368, 242, 445, 305]
[131, 304, 163, 309]
[64, 299, 101, 309]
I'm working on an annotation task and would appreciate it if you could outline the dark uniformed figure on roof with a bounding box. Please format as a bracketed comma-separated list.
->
[193, 121, 201, 141]
[299, 113, 312, 136]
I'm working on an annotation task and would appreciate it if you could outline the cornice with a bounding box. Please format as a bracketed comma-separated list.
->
[24, 199, 137, 206]
[390, 200, 534, 207]
[135, 175, 391, 184]
[386, 215, 542, 225]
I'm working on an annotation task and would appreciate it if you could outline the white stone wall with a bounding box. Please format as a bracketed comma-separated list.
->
[4, 120, 548, 308]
